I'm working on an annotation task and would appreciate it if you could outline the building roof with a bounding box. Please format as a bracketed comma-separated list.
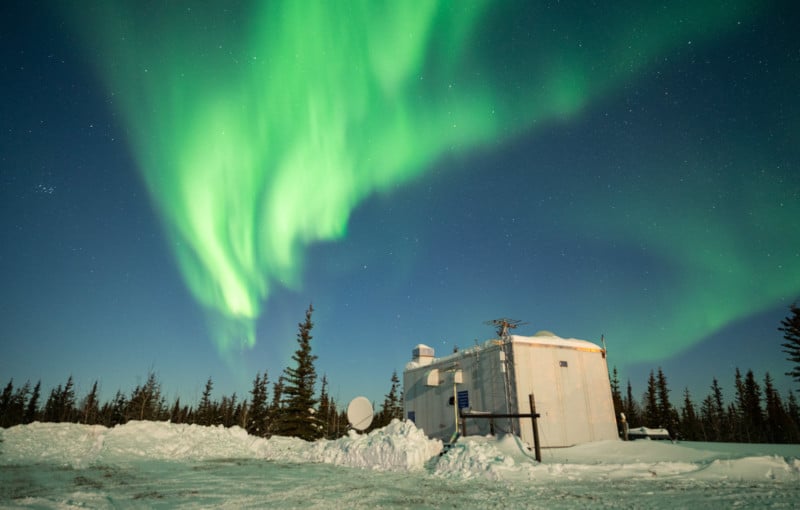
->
[405, 333, 604, 372]
[510, 333, 604, 352]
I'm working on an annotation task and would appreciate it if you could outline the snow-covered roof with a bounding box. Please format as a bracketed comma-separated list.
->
[405, 333, 603, 371]
[507, 334, 604, 352]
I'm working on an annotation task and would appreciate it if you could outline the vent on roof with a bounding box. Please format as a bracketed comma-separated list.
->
[412, 344, 435, 366]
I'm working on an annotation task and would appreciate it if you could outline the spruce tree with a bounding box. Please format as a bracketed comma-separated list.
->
[60, 376, 76, 423]
[318, 375, 332, 438]
[780, 303, 800, 387]
[338, 408, 348, 436]
[82, 381, 100, 425]
[375, 371, 403, 429]
[235, 400, 248, 428]
[109, 390, 127, 426]
[128, 372, 164, 421]
[642, 370, 659, 427]
[700, 394, 716, 441]
[276, 304, 321, 441]
[328, 400, 341, 438]
[623, 379, 641, 426]
[170, 398, 184, 424]
[198, 377, 214, 426]
[786, 391, 800, 442]
[43, 385, 60, 423]
[269, 376, 285, 436]
[700, 377, 729, 442]
[183, 404, 194, 424]
[24, 381, 41, 424]
[679, 387, 701, 441]
[727, 402, 741, 442]
[732, 368, 746, 441]
[710, 377, 727, 441]
[224, 394, 239, 427]
[4, 381, 30, 427]
[42, 377, 76, 423]
[656, 368, 677, 435]
[247, 372, 269, 437]
[386, 370, 403, 422]
[788, 392, 800, 427]
[0, 380, 13, 427]
[610, 367, 624, 431]
[763, 372, 790, 443]
[741, 369, 764, 442]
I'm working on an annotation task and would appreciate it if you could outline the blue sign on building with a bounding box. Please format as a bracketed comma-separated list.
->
[407, 411, 416, 423]
[457, 390, 469, 409]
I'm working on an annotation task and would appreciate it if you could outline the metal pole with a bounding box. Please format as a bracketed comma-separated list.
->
[529, 393, 542, 462]
[453, 378, 459, 437]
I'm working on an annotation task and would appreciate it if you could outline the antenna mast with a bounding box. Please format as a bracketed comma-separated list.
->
[484, 318, 529, 338]
[483, 317, 528, 434]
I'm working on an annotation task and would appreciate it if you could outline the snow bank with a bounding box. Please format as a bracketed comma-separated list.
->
[0, 422, 110, 467]
[0, 421, 271, 467]
[0, 420, 442, 472]
[2, 421, 799, 485]
[306, 419, 443, 471]
[433, 434, 800, 484]
[434, 434, 533, 480]
[695, 456, 800, 481]
[4, 422, 800, 509]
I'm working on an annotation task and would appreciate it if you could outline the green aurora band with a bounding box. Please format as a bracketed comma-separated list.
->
[69, 0, 795, 362]
[575, 156, 800, 362]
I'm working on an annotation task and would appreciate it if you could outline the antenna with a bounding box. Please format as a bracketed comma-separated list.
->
[601, 334, 607, 360]
[484, 318, 529, 338]
[346, 396, 374, 431]
[484, 318, 527, 434]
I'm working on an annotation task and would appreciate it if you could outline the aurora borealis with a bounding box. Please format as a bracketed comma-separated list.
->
[2, 1, 799, 403]
[68, 1, 503, 354]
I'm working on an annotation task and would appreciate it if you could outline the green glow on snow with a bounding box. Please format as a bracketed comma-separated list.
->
[68, 0, 769, 357]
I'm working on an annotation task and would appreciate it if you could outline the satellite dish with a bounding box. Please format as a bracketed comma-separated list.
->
[346, 396, 374, 431]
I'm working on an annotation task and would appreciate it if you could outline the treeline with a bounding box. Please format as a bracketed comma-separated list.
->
[611, 366, 800, 443]
[0, 304, 404, 439]
[0, 370, 402, 439]
[609, 303, 800, 443]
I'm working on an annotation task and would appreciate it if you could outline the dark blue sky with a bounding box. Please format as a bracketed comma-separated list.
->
[2, 1, 798, 410]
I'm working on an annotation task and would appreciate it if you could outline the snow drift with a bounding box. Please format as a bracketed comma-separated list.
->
[2, 420, 800, 508]
[0, 419, 441, 472]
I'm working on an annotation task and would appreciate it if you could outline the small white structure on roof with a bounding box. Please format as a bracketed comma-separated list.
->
[403, 332, 618, 448]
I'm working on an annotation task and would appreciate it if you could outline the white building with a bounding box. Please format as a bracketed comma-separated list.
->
[403, 332, 619, 448]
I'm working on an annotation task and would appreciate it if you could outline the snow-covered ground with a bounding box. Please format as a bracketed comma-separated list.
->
[2, 420, 799, 509]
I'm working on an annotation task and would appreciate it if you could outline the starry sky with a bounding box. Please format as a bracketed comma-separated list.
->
[2, 1, 799, 409]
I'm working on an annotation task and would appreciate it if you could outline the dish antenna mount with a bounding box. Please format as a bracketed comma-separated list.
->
[346, 396, 374, 432]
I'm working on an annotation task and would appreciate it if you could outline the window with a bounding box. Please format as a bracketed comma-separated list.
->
[559, 360, 568, 367]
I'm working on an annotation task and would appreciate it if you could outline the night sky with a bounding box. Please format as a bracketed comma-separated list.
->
[2, 1, 799, 409]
